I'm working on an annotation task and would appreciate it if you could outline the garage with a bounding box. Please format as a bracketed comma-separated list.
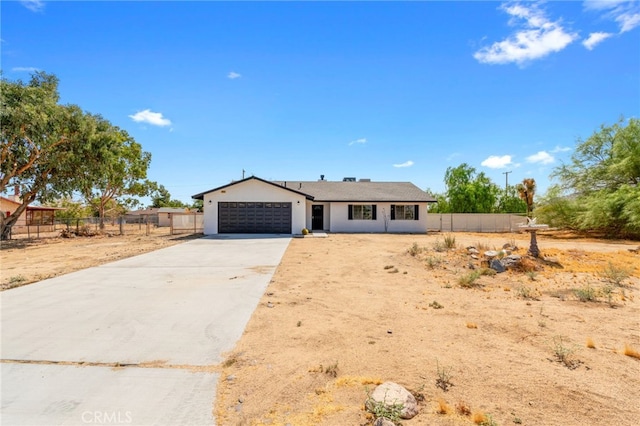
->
[218, 202, 292, 233]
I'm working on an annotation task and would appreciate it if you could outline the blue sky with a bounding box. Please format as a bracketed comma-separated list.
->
[3, 0, 639, 204]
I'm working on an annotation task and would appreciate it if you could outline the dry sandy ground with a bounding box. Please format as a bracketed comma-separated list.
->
[0, 225, 198, 290]
[216, 232, 640, 426]
[2, 230, 639, 426]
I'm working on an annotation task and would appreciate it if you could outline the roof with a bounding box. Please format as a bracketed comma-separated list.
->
[276, 181, 437, 202]
[157, 207, 190, 213]
[192, 176, 436, 203]
[192, 176, 315, 200]
[0, 196, 65, 210]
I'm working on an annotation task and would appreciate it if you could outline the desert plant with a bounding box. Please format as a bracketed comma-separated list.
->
[600, 285, 616, 307]
[551, 336, 581, 369]
[459, 270, 481, 287]
[408, 242, 422, 256]
[526, 271, 537, 281]
[365, 389, 404, 425]
[432, 239, 446, 252]
[426, 256, 442, 269]
[473, 412, 497, 426]
[436, 398, 452, 414]
[574, 285, 597, 302]
[436, 359, 454, 391]
[479, 268, 497, 277]
[601, 262, 632, 286]
[516, 285, 538, 300]
[429, 300, 444, 309]
[624, 344, 640, 359]
[9, 275, 26, 284]
[301, 228, 309, 235]
[456, 401, 471, 416]
[323, 361, 339, 377]
[443, 234, 456, 249]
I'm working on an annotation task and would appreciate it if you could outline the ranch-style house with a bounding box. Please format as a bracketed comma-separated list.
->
[192, 176, 437, 235]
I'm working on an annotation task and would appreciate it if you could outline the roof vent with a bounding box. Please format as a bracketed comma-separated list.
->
[359, 178, 371, 182]
[343, 177, 356, 182]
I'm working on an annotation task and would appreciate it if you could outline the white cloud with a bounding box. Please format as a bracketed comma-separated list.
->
[20, 0, 45, 12]
[582, 31, 613, 49]
[481, 155, 513, 169]
[474, 2, 578, 65]
[616, 12, 640, 32]
[393, 160, 414, 168]
[227, 71, 241, 79]
[12, 67, 39, 72]
[348, 138, 367, 146]
[128, 109, 172, 127]
[526, 151, 555, 164]
[551, 145, 571, 153]
[584, 0, 640, 33]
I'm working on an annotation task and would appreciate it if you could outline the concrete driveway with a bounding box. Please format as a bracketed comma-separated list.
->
[1, 235, 291, 425]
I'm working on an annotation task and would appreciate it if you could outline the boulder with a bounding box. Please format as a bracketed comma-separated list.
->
[484, 250, 498, 258]
[366, 381, 419, 420]
[468, 247, 479, 255]
[490, 259, 506, 273]
[373, 418, 396, 426]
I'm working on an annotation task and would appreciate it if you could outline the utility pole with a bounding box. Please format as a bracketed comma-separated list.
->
[242, 169, 245, 179]
[502, 171, 512, 191]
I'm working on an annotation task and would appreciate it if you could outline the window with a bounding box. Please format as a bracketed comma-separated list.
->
[26, 210, 54, 225]
[348, 204, 377, 220]
[391, 205, 419, 221]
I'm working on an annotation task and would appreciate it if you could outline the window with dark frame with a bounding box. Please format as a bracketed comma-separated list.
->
[390, 205, 419, 221]
[348, 204, 377, 220]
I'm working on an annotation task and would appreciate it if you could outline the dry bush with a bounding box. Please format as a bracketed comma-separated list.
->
[586, 337, 596, 349]
[436, 398, 452, 414]
[456, 401, 471, 416]
[466, 322, 478, 329]
[624, 344, 640, 359]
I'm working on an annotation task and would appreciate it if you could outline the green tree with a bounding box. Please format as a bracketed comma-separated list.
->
[496, 185, 527, 214]
[52, 198, 92, 222]
[442, 163, 500, 213]
[547, 117, 640, 238]
[1, 72, 93, 239]
[148, 183, 187, 208]
[78, 118, 152, 229]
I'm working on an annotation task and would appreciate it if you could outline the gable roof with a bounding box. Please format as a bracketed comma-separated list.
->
[192, 176, 314, 200]
[193, 176, 436, 203]
[276, 181, 437, 202]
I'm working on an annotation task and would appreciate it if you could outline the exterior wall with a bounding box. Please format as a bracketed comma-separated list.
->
[328, 202, 428, 233]
[1, 198, 26, 227]
[202, 180, 307, 234]
[426, 213, 527, 233]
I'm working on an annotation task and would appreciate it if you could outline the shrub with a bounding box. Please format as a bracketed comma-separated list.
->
[408, 242, 422, 256]
[601, 262, 632, 286]
[443, 234, 456, 249]
[574, 285, 597, 302]
[459, 271, 481, 287]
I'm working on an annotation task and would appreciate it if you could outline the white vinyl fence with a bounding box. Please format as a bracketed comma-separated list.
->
[170, 212, 204, 235]
[426, 213, 528, 233]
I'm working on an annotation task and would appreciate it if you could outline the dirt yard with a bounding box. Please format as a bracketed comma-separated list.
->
[0, 225, 199, 290]
[2, 230, 639, 425]
[216, 232, 640, 426]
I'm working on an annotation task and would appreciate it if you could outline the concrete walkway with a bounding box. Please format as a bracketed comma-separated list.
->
[1, 235, 291, 425]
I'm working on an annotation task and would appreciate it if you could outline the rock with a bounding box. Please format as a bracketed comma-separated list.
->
[365, 382, 419, 420]
[468, 262, 476, 270]
[373, 418, 396, 426]
[266, 302, 274, 308]
[484, 250, 498, 258]
[490, 259, 506, 273]
[470, 254, 479, 260]
[502, 255, 522, 269]
[468, 247, 479, 255]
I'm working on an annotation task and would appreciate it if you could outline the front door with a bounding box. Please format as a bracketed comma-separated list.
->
[311, 205, 324, 230]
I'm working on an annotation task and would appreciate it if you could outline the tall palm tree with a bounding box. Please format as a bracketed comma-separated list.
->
[516, 178, 536, 218]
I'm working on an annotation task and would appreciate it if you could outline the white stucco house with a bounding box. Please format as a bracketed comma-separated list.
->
[192, 176, 437, 235]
